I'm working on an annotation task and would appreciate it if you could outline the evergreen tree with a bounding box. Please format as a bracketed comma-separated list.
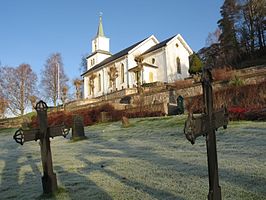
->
[189, 53, 203, 74]
[218, 0, 239, 65]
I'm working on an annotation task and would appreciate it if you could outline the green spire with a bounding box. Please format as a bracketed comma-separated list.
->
[97, 14, 105, 37]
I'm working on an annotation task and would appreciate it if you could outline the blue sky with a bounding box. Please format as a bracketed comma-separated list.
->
[0, 0, 223, 88]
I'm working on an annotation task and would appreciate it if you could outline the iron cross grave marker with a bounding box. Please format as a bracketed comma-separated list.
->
[184, 67, 229, 200]
[13, 100, 69, 194]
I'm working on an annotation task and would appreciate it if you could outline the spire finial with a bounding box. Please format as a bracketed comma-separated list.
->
[97, 12, 105, 37]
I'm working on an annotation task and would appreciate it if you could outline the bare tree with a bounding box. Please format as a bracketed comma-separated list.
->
[61, 86, 68, 107]
[0, 64, 37, 116]
[79, 54, 88, 73]
[89, 73, 96, 97]
[108, 66, 118, 91]
[0, 95, 8, 118]
[205, 28, 222, 46]
[73, 78, 83, 99]
[29, 95, 37, 110]
[41, 53, 68, 106]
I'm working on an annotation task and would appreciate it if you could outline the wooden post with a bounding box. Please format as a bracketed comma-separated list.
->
[13, 100, 69, 194]
[184, 67, 229, 200]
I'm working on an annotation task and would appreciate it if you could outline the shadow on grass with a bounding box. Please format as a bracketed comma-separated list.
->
[54, 165, 112, 200]
[84, 131, 266, 197]
[0, 142, 42, 199]
[77, 156, 185, 200]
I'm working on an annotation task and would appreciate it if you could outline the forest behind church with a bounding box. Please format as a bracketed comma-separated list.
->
[197, 0, 266, 69]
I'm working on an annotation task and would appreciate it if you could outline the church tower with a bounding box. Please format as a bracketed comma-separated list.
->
[87, 15, 111, 69]
[92, 15, 110, 53]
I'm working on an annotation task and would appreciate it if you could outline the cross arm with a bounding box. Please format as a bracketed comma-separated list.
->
[13, 128, 41, 145]
[48, 124, 70, 138]
[184, 107, 228, 144]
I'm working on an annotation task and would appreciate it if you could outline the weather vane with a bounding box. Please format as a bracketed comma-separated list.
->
[99, 12, 103, 17]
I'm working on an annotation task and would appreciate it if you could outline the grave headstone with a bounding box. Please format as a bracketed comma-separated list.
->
[72, 115, 87, 140]
[100, 111, 111, 123]
[183, 67, 228, 200]
[177, 95, 184, 114]
[121, 116, 130, 127]
[168, 89, 176, 104]
[13, 100, 69, 194]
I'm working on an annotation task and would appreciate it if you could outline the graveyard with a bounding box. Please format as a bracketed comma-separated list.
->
[1, 1, 265, 199]
[0, 116, 265, 200]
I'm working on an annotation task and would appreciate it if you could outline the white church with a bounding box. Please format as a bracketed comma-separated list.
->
[82, 16, 193, 99]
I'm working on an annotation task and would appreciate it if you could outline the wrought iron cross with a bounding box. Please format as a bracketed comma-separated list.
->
[13, 100, 69, 194]
[184, 67, 228, 200]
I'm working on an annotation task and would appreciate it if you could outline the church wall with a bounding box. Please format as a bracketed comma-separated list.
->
[97, 53, 110, 66]
[117, 59, 127, 90]
[142, 66, 158, 83]
[94, 70, 104, 97]
[165, 37, 190, 82]
[92, 37, 110, 52]
[83, 76, 89, 98]
[101, 67, 111, 96]
[128, 37, 158, 70]
[127, 54, 137, 88]
[142, 49, 167, 83]
[93, 57, 128, 96]
[86, 53, 110, 70]
[127, 37, 158, 88]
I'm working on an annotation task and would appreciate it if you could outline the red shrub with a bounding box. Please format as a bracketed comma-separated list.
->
[228, 107, 248, 120]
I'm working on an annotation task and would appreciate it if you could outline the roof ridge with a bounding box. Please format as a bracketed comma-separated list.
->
[141, 35, 176, 56]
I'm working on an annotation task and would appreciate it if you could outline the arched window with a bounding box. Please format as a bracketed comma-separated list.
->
[149, 72, 154, 82]
[91, 58, 95, 66]
[176, 57, 181, 74]
[121, 63, 124, 83]
[98, 74, 101, 91]
[152, 58, 155, 64]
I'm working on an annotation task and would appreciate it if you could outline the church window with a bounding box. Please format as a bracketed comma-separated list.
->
[91, 59, 95, 66]
[98, 74, 101, 91]
[94, 41, 97, 51]
[176, 57, 181, 74]
[121, 63, 124, 83]
[176, 43, 179, 48]
[152, 58, 155, 64]
[149, 72, 154, 82]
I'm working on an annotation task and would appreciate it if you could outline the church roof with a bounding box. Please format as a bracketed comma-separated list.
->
[97, 16, 105, 37]
[82, 38, 147, 76]
[86, 50, 111, 59]
[141, 35, 175, 55]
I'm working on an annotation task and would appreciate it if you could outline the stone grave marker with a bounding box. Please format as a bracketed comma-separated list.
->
[100, 111, 111, 123]
[121, 116, 130, 127]
[72, 115, 87, 140]
[13, 100, 69, 194]
[183, 67, 228, 200]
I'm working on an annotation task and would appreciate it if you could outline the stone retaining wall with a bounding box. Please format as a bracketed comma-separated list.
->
[0, 117, 24, 129]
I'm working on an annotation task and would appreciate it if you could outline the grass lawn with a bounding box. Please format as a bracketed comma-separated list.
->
[0, 116, 265, 200]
